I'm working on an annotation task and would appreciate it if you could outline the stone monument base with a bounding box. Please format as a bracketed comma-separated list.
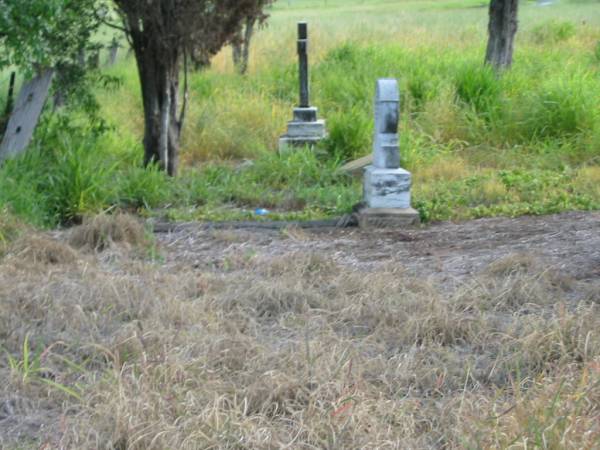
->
[279, 135, 325, 152]
[364, 166, 412, 209]
[279, 108, 327, 153]
[356, 207, 420, 229]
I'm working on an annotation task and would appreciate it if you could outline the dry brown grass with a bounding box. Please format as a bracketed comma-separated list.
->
[0, 209, 26, 257]
[0, 233, 599, 448]
[6, 234, 80, 266]
[69, 213, 150, 252]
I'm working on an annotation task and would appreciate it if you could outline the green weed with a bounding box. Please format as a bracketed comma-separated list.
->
[4, 334, 82, 400]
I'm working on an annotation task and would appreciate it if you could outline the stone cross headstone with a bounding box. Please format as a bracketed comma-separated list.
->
[357, 79, 419, 228]
[298, 22, 310, 109]
[0, 70, 54, 163]
[279, 22, 327, 152]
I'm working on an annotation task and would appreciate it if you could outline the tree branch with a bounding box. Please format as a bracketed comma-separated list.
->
[93, 9, 128, 34]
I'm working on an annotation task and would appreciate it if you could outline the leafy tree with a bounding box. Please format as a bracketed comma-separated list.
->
[0, 0, 109, 129]
[112, 0, 274, 176]
[0, 0, 98, 74]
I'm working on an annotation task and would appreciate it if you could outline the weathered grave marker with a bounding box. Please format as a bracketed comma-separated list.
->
[279, 22, 327, 152]
[0, 70, 54, 163]
[108, 38, 121, 66]
[357, 79, 420, 228]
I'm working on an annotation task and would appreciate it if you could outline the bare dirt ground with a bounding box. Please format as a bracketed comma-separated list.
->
[1, 211, 599, 449]
[159, 211, 600, 289]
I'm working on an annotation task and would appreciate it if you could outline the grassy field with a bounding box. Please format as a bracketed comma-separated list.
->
[1, 0, 600, 226]
[1, 1, 600, 448]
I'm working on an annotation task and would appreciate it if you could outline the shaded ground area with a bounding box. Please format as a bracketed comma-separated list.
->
[0, 211, 599, 449]
[159, 211, 600, 285]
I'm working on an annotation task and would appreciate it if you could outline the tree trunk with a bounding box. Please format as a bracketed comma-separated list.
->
[241, 17, 256, 75]
[133, 38, 183, 176]
[191, 50, 211, 71]
[233, 16, 256, 75]
[485, 0, 519, 70]
[232, 41, 242, 69]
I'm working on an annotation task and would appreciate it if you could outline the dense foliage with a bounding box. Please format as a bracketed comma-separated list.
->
[0, 0, 98, 74]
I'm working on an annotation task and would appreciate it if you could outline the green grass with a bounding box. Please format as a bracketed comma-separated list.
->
[1, 0, 600, 227]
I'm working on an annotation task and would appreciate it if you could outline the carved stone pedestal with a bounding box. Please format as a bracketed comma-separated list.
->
[279, 108, 327, 152]
[356, 207, 420, 229]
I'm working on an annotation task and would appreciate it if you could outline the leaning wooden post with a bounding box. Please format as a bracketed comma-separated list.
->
[0, 70, 54, 163]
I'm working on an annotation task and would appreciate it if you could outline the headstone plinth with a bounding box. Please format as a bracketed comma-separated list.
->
[293, 106, 318, 122]
[357, 79, 420, 228]
[279, 23, 327, 152]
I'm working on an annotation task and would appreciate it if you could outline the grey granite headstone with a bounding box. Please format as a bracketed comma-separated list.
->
[357, 79, 420, 228]
[279, 22, 327, 152]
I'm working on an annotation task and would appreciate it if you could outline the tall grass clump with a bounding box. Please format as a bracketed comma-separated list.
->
[115, 165, 173, 210]
[407, 67, 440, 112]
[324, 107, 371, 160]
[453, 63, 502, 116]
[531, 19, 577, 44]
[183, 82, 288, 161]
[0, 117, 159, 226]
[317, 43, 375, 112]
[37, 133, 116, 224]
[521, 72, 599, 140]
